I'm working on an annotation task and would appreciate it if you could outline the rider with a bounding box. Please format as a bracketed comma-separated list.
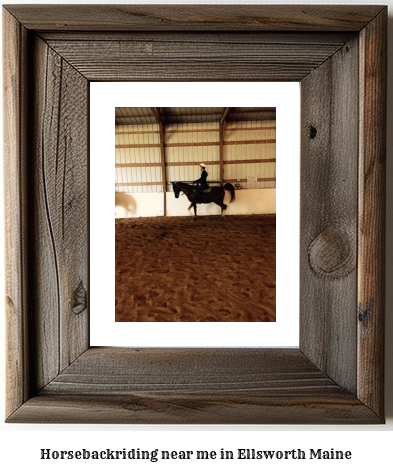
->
[194, 163, 208, 204]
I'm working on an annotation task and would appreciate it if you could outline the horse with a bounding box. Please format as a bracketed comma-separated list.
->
[172, 181, 235, 218]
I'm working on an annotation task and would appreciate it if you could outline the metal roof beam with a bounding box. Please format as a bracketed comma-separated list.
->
[151, 107, 163, 124]
[221, 107, 231, 124]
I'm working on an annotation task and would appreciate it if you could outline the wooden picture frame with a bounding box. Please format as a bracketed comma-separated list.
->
[3, 5, 386, 424]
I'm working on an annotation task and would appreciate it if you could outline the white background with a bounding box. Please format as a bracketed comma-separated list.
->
[90, 81, 300, 347]
[1, 0, 392, 473]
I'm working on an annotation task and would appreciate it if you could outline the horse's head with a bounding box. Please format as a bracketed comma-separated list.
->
[172, 182, 181, 198]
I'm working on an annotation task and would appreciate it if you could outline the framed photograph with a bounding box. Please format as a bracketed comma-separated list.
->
[3, 5, 386, 424]
[90, 82, 300, 347]
[112, 102, 278, 325]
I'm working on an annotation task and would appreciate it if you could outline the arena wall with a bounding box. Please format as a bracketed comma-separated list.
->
[115, 188, 276, 218]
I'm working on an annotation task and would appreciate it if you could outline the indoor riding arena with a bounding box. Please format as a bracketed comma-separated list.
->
[115, 107, 276, 322]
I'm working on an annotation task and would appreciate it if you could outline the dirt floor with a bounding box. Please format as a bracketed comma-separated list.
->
[115, 215, 276, 322]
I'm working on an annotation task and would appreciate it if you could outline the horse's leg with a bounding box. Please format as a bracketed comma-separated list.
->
[193, 202, 197, 220]
[215, 198, 227, 219]
[221, 203, 228, 219]
[221, 188, 229, 219]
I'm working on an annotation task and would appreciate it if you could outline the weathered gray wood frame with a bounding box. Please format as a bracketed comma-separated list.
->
[3, 5, 386, 424]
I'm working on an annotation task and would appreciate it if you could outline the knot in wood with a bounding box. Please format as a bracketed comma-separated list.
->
[309, 125, 317, 139]
[72, 281, 87, 315]
[308, 228, 355, 279]
[358, 307, 371, 328]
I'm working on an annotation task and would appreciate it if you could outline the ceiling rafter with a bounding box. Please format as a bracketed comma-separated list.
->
[115, 107, 276, 126]
[150, 107, 162, 124]
[221, 107, 231, 124]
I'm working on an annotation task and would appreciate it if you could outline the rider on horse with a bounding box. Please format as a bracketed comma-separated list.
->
[194, 163, 208, 204]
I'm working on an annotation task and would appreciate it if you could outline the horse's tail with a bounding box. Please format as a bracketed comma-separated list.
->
[224, 183, 235, 203]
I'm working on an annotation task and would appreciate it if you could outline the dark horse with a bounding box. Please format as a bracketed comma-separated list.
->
[172, 182, 235, 218]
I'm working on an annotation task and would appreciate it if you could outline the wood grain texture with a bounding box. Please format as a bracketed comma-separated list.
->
[3, 5, 384, 31]
[40, 31, 354, 45]
[9, 392, 378, 425]
[7, 349, 379, 424]
[357, 9, 387, 418]
[3, 5, 386, 424]
[300, 36, 359, 393]
[45, 37, 348, 82]
[3, 9, 29, 418]
[27, 36, 89, 391]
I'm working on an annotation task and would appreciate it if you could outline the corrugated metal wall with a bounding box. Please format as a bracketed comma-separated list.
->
[115, 119, 276, 192]
[115, 123, 162, 193]
[165, 121, 221, 185]
[225, 120, 276, 189]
